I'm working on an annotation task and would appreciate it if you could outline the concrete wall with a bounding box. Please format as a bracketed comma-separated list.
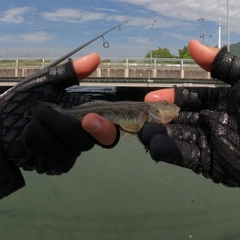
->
[156, 69, 181, 78]
[184, 68, 209, 79]
[0, 68, 16, 77]
[0, 66, 211, 79]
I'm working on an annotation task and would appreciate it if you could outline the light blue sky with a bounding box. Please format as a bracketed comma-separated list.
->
[0, 0, 238, 59]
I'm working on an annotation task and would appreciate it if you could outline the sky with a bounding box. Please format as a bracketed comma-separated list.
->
[0, 0, 239, 60]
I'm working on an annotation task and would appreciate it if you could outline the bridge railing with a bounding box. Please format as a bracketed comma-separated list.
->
[0, 57, 199, 69]
[100, 58, 198, 69]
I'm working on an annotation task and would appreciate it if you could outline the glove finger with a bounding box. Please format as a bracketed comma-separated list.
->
[165, 124, 211, 175]
[211, 46, 240, 86]
[149, 134, 202, 172]
[46, 54, 99, 90]
[138, 122, 168, 148]
[165, 124, 198, 143]
[139, 123, 211, 175]
[41, 59, 79, 90]
[138, 122, 198, 147]
[138, 123, 199, 168]
[172, 111, 199, 126]
[174, 87, 231, 111]
[148, 133, 181, 164]
[22, 121, 80, 174]
[30, 103, 95, 151]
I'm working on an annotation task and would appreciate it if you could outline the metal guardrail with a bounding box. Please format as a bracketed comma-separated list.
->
[0, 57, 199, 70]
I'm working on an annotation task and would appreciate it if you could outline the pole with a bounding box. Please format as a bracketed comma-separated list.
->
[198, 18, 206, 44]
[150, 20, 156, 63]
[227, 0, 230, 51]
[218, 17, 221, 48]
[48, 19, 132, 67]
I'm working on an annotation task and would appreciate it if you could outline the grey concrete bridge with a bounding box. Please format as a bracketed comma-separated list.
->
[0, 65, 211, 79]
[0, 58, 213, 79]
[0, 58, 228, 89]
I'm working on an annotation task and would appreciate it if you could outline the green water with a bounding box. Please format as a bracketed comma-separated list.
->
[1, 133, 240, 240]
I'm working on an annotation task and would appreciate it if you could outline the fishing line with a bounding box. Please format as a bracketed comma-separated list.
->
[48, 19, 133, 67]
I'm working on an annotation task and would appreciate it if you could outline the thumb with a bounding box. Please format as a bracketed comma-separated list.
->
[144, 88, 175, 103]
[72, 52, 100, 81]
[188, 39, 219, 72]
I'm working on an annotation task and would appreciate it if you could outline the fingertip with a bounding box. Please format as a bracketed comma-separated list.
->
[72, 53, 101, 80]
[144, 88, 175, 103]
[82, 113, 117, 146]
[188, 39, 219, 72]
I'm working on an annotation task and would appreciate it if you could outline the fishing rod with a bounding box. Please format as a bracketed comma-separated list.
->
[7, 19, 132, 88]
[48, 19, 132, 67]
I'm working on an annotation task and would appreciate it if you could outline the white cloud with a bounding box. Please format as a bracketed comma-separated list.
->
[20, 32, 54, 44]
[39, 6, 198, 32]
[41, 8, 106, 23]
[41, 9, 81, 22]
[0, 32, 54, 44]
[0, 7, 34, 24]
[128, 36, 150, 44]
[115, 0, 240, 33]
[163, 32, 193, 41]
[94, 8, 118, 12]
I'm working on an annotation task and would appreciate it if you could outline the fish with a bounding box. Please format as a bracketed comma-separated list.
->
[43, 100, 180, 133]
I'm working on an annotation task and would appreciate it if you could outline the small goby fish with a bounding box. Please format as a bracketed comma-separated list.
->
[47, 100, 180, 133]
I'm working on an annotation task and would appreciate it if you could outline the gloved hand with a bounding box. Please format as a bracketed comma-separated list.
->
[139, 40, 240, 187]
[0, 54, 119, 199]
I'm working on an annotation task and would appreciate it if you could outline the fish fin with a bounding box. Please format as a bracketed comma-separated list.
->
[148, 108, 162, 123]
[119, 112, 148, 133]
[119, 124, 138, 133]
[137, 112, 149, 131]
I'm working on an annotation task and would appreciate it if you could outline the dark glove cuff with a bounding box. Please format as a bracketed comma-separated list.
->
[48, 58, 79, 89]
[211, 46, 240, 86]
[0, 151, 25, 200]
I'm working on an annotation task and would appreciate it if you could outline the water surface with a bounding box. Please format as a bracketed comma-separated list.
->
[1, 133, 240, 240]
[1, 86, 240, 240]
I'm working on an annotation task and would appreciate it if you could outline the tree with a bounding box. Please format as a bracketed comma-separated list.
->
[145, 47, 176, 58]
[101, 59, 111, 63]
[120, 59, 136, 63]
[178, 46, 192, 59]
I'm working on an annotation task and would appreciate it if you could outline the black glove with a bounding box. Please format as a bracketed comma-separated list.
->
[0, 59, 119, 199]
[138, 46, 240, 187]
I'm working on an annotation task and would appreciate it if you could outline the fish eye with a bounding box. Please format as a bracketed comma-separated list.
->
[163, 100, 168, 105]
